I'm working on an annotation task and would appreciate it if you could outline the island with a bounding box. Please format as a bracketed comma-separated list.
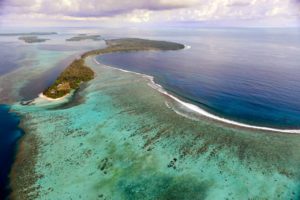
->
[43, 38, 185, 99]
[66, 34, 102, 41]
[18, 36, 49, 43]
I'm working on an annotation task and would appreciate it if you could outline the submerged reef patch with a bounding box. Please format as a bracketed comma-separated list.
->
[117, 174, 209, 200]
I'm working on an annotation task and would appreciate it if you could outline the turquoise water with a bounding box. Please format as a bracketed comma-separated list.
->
[1, 28, 300, 199]
[11, 56, 300, 199]
[0, 31, 105, 198]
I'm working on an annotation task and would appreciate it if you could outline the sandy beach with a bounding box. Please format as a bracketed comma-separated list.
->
[38, 92, 70, 102]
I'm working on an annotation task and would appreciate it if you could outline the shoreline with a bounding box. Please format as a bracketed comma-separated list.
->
[38, 92, 70, 102]
[42, 38, 184, 99]
[93, 56, 300, 134]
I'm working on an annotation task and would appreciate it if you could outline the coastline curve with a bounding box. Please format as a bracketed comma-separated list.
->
[92, 57, 300, 134]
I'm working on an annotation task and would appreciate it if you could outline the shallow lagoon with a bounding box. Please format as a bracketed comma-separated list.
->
[0, 31, 105, 199]
[11, 56, 300, 199]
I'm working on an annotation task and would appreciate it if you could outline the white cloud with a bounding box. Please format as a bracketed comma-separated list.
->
[0, 0, 299, 27]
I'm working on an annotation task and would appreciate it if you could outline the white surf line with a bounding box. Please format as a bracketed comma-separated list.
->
[184, 45, 191, 50]
[92, 56, 300, 134]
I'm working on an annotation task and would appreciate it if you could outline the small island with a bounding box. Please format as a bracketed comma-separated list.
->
[43, 38, 185, 99]
[18, 36, 49, 43]
[66, 34, 102, 41]
[43, 58, 94, 98]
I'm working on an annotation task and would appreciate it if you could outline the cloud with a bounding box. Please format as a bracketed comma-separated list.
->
[0, 0, 299, 27]
[227, 1, 251, 7]
[1, 0, 200, 17]
[0, 0, 6, 14]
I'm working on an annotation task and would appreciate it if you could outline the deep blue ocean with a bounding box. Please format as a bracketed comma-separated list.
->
[98, 28, 300, 129]
[0, 105, 23, 199]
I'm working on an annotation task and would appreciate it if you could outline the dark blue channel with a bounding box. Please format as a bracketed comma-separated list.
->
[0, 105, 23, 199]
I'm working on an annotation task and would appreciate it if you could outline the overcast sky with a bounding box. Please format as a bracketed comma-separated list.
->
[0, 0, 300, 27]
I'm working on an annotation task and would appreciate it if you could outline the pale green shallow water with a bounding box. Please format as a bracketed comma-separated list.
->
[12, 56, 300, 199]
[0, 49, 71, 102]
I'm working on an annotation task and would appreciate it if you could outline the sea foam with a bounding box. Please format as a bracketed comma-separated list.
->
[184, 45, 191, 50]
[93, 57, 300, 134]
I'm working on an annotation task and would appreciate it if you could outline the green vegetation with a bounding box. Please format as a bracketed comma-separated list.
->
[43, 58, 94, 98]
[18, 36, 49, 43]
[107, 38, 185, 50]
[66, 34, 102, 41]
[81, 38, 185, 58]
[43, 38, 184, 99]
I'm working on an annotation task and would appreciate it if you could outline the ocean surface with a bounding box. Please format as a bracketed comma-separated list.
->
[1, 27, 300, 199]
[98, 28, 300, 129]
